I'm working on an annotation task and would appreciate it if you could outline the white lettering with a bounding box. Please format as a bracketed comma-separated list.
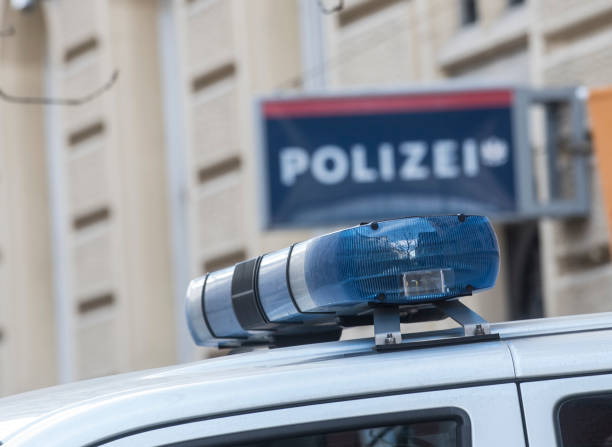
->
[311, 145, 349, 185]
[378, 143, 395, 181]
[279, 147, 309, 186]
[433, 140, 459, 179]
[351, 145, 377, 182]
[399, 142, 429, 180]
[279, 137, 509, 186]
[463, 139, 479, 178]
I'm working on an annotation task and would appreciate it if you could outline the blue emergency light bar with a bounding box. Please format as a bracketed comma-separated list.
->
[186, 215, 499, 347]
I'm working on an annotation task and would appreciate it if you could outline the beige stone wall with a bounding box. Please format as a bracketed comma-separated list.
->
[0, 4, 56, 395]
[326, 0, 418, 86]
[176, 0, 308, 272]
[169, 0, 311, 358]
[1, 0, 612, 395]
[535, 0, 612, 316]
[1, 0, 175, 395]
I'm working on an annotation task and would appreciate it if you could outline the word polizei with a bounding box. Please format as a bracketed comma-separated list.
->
[279, 137, 509, 186]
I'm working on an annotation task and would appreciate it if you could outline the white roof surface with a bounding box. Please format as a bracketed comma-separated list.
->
[1, 312, 611, 445]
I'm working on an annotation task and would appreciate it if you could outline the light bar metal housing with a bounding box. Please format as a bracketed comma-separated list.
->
[186, 215, 499, 347]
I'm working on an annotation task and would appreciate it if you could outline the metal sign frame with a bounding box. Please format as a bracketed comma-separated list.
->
[512, 87, 590, 218]
[254, 85, 590, 229]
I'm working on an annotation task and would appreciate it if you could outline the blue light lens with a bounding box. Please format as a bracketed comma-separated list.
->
[288, 215, 498, 312]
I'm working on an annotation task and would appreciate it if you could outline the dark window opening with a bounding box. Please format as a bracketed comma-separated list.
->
[232, 421, 459, 447]
[460, 0, 478, 26]
[505, 221, 544, 320]
[178, 412, 470, 447]
[508, 0, 525, 7]
[557, 393, 612, 446]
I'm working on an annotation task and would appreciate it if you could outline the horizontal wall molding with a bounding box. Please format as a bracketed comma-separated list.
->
[203, 249, 246, 273]
[197, 155, 241, 184]
[67, 121, 105, 147]
[543, 2, 612, 42]
[77, 292, 115, 314]
[73, 206, 111, 230]
[337, 0, 403, 27]
[557, 244, 610, 274]
[192, 62, 236, 93]
[64, 36, 99, 64]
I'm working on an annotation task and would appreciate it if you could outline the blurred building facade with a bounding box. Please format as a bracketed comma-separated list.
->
[0, 0, 611, 396]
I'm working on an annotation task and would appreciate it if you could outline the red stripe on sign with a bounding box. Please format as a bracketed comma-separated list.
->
[263, 90, 513, 118]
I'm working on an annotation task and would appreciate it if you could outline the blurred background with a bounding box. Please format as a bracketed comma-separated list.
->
[0, 0, 611, 397]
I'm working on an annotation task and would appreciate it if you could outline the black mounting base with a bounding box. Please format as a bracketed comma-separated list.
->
[374, 333, 500, 352]
[270, 327, 343, 349]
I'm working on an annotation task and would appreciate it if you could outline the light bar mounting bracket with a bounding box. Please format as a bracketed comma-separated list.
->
[374, 299, 496, 351]
[434, 299, 491, 336]
[373, 307, 402, 346]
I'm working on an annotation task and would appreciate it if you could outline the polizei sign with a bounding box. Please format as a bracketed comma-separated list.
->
[255, 87, 587, 228]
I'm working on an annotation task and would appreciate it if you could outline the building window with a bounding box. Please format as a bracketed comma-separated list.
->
[508, 0, 525, 6]
[460, 0, 478, 26]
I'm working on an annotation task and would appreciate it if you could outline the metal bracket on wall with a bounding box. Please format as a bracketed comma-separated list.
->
[513, 87, 591, 219]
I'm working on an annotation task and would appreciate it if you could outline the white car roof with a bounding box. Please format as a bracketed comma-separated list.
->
[1, 312, 612, 446]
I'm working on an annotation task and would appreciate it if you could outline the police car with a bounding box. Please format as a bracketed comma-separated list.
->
[1, 215, 611, 446]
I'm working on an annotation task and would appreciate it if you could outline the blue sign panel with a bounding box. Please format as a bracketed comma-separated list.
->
[257, 89, 517, 228]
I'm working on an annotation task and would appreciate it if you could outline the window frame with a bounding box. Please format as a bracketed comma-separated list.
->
[98, 382, 526, 447]
[168, 407, 471, 447]
[520, 373, 612, 445]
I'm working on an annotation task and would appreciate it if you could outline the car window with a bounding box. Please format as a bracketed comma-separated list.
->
[233, 420, 458, 447]
[557, 393, 612, 447]
[179, 418, 464, 447]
